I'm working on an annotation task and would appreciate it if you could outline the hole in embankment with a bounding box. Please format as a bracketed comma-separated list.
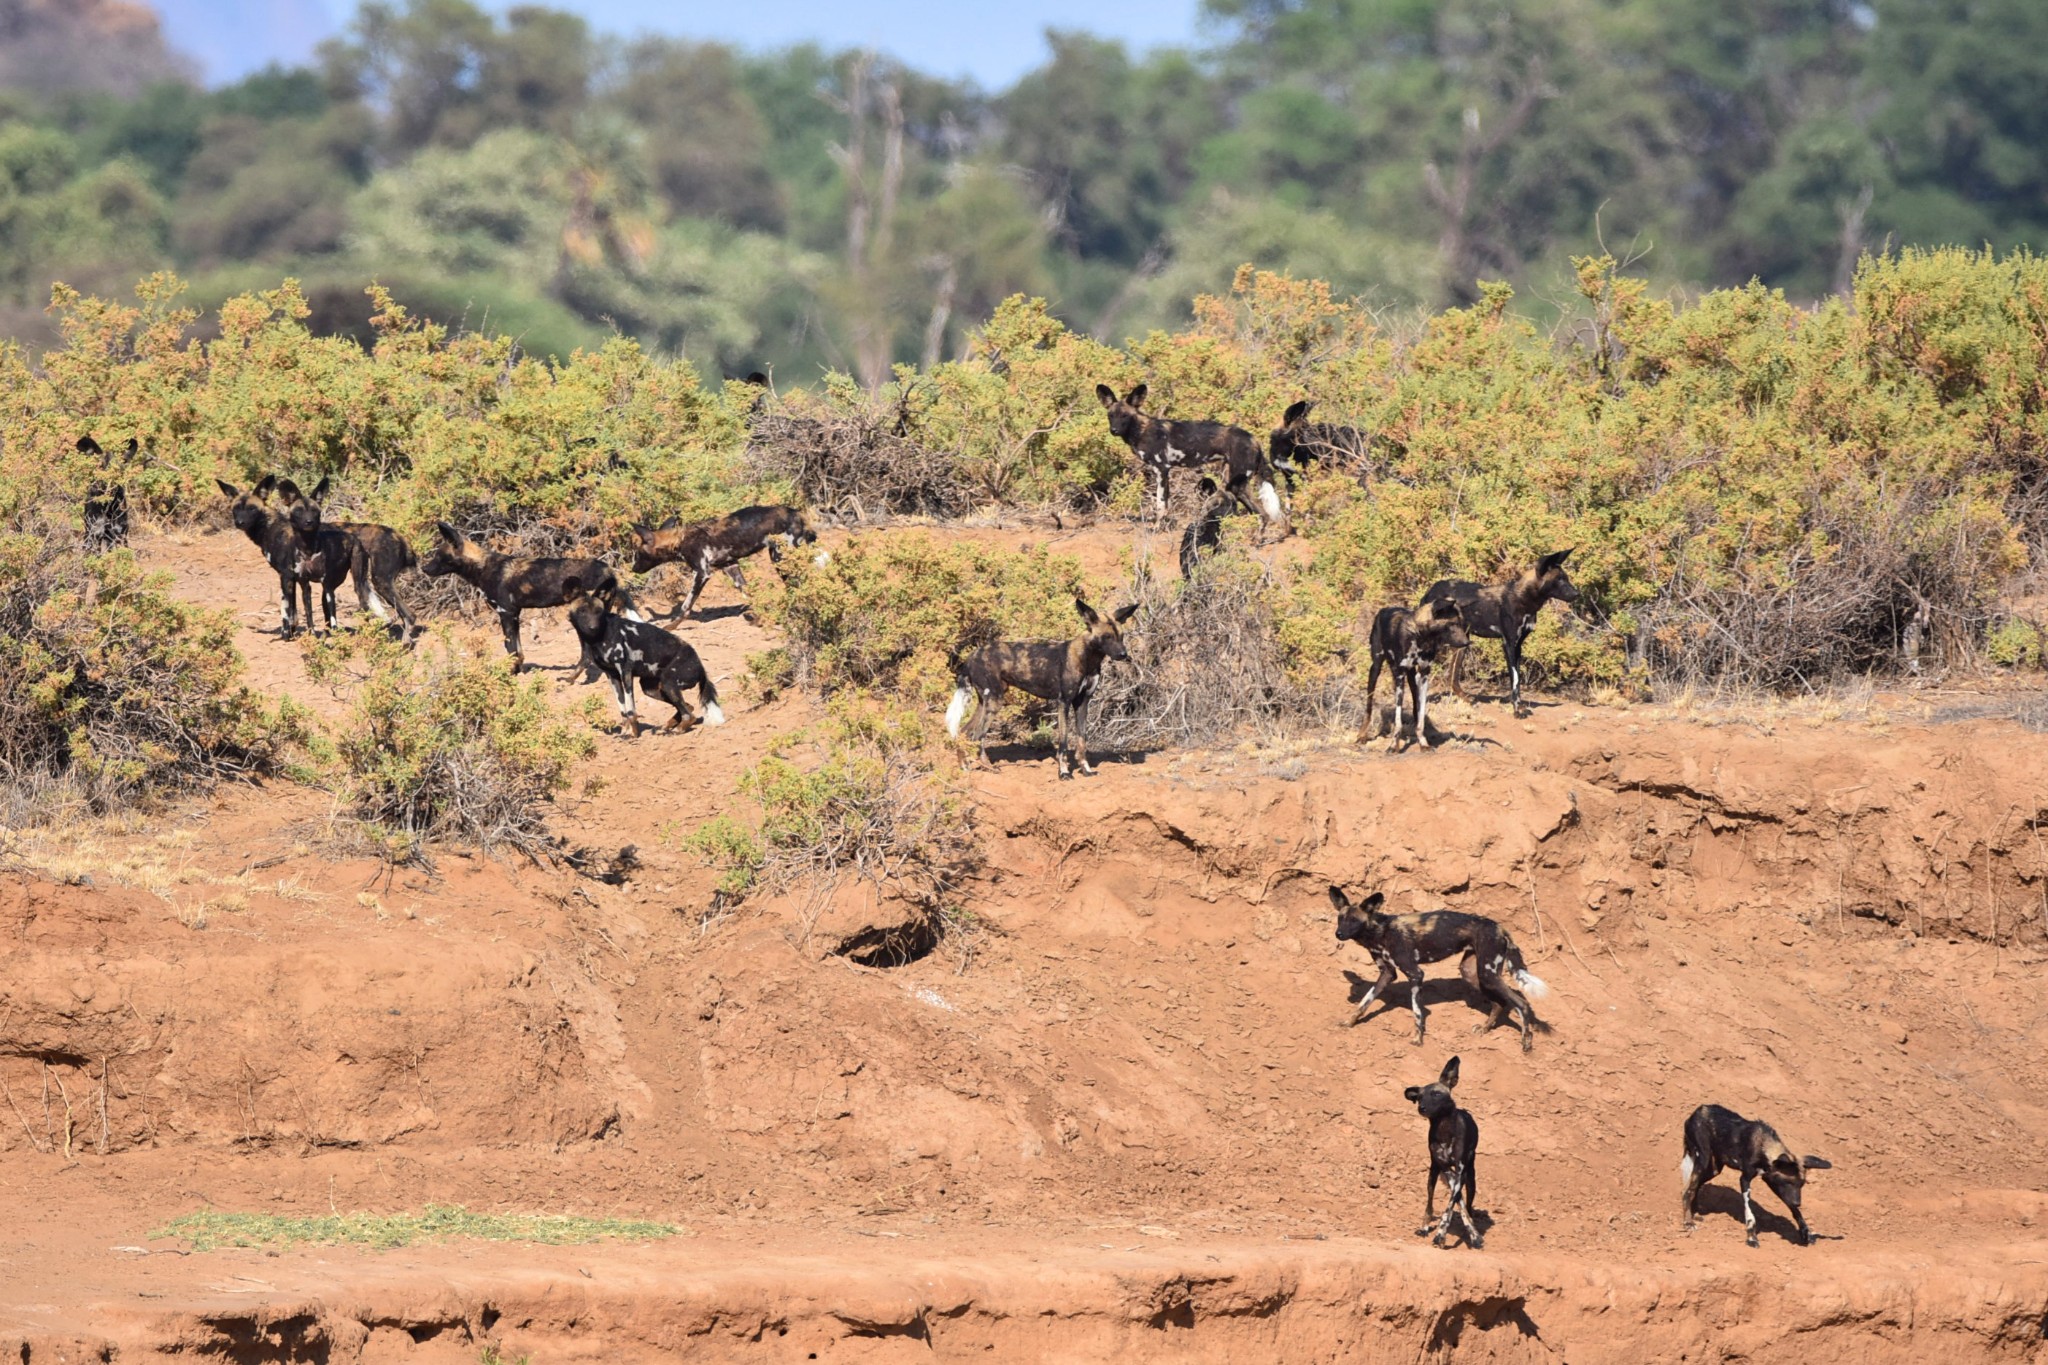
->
[834, 918, 938, 968]
[1428, 1295, 1542, 1351]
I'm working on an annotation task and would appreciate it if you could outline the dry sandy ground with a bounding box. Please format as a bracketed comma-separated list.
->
[0, 523, 2044, 1362]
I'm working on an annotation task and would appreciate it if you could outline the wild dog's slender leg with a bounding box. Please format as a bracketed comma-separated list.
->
[1359, 650, 1386, 743]
[1504, 623, 1526, 715]
[1446, 1167, 1482, 1248]
[1680, 1150, 1709, 1229]
[1391, 666, 1407, 747]
[1072, 697, 1095, 776]
[659, 670, 698, 734]
[1403, 958, 1429, 1044]
[278, 569, 297, 637]
[970, 686, 1000, 770]
[1054, 700, 1073, 779]
[677, 565, 711, 617]
[1351, 955, 1398, 1025]
[1446, 645, 1469, 700]
[498, 606, 523, 671]
[1416, 669, 1433, 747]
[1416, 1163, 1440, 1235]
[1403, 666, 1424, 748]
[1776, 1183, 1813, 1246]
[1460, 952, 1501, 1034]
[611, 668, 640, 739]
[726, 562, 748, 593]
[1739, 1171, 1760, 1247]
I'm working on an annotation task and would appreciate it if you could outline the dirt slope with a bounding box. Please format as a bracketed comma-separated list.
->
[0, 526, 2044, 1362]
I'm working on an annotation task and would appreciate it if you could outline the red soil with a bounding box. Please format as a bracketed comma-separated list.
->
[0, 524, 2044, 1362]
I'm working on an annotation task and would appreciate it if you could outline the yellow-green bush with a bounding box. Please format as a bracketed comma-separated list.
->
[310, 627, 594, 864]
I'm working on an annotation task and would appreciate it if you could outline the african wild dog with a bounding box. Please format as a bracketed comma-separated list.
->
[629, 504, 825, 619]
[77, 435, 131, 552]
[217, 475, 352, 637]
[1359, 599, 1470, 750]
[1095, 383, 1286, 531]
[565, 587, 724, 738]
[1329, 885, 1548, 1051]
[946, 598, 1137, 779]
[1681, 1104, 1832, 1248]
[1404, 1056, 1483, 1250]
[1268, 400, 1369, 491]
[1421, 549, 1580, 716]
[422, 522, 646, 677]
[1179, 476, 1237, 579]
[274, 476, 420, 639]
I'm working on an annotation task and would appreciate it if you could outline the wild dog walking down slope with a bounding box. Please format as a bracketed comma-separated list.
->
[1681, 1103, 1832, 1248]
[565, 587, 724, 738]
[1096, 383, 1286, 529]
[1329, 885, 1548, 1051]
[1404, 1056, 1483, 1250]
[1421, 548, 1580, 715]
[422, 522, 646, 677]
[947, 598, 1137, 780]
[1358, 599, 1469, 749]
[629, 504, 824, 618]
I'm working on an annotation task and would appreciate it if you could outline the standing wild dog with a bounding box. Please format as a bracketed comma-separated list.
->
[1404, 1056, 1483, 1250]
[1095, 383, 1286, 530]
[217, 474, 352, 637]
[1681, 1104, 1832, 1248]
[1329, 885, 1548, 1051]
[275, 475, 420, 639]
[1268, 400, 1369, 491]
[1179, 476, 1238, 579]
[564, 587, 724, 738]
[422, 522, 646, 677]
[946, 598, 1137, 779]
[629, 504, 825, 618]
[78, 435, 132, 552]
[1359, 600, 1470, 749]
[1421, 549, 1580, 716]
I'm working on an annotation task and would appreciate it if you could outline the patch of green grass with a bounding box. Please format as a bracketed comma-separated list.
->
[152, 1203, 686, 1252]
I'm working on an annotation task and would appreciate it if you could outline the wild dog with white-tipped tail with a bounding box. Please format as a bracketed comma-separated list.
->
[565, 587, 724, 739]
[629, 504, 826, 619]
[946, 598, 1137, 779]
[1329, 885, 1548, 1051]
[1405, 1055, 1483, 1249]
[1095, 383, 1288, 533]
[1680, 1104, 1831, 1247]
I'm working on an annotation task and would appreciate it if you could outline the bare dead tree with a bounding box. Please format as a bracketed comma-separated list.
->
[1422, 56, 1550, 301]
[825, 54, 908, 390]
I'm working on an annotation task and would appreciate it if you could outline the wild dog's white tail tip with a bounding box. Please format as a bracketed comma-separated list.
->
[366, 589, 391, 622]
[1680, 1154, 1694, 1184]
[813, 549, 832, 567]
[623, 607, 649, 624]
[1516, 969, 1549, 1000]
[1257, 480, 1283, 521]
[945, 687, 971, 738]
[703, 701, 726, 726]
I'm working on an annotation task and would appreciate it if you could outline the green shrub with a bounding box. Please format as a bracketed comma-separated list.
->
[0, 520, 308, 815]
[1986, 617, 2043, 669]
[312, 627, 594, 864]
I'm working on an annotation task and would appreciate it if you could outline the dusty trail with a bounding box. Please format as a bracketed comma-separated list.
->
[0, 525, 2043, 1361]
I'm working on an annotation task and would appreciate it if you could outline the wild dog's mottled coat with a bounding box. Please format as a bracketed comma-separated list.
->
[566, 589, 724, 738]
[946, 598, 1137, 779]
[78, 435, 131, 552]
[1178, 476, 1236, 579]
[1268, 399, 1368, 490]
[1329, 885, 1548, 1051]
[1359, 599, 1470, 749]
[1421, 549, 1580, 715]
[422, 522, 644, 677]
[1096, 383, 1286, 529]
[1681, 1103, 1831, 1247]
[1404, 1056, 1483, 1250]
[217, 474, 352, 637]
[629, 504, 822, 618]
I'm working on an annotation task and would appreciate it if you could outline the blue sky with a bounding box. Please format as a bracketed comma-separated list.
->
[153, 0, 1209, 90]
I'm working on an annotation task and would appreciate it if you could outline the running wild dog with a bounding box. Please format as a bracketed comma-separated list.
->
[1095, 383, 1286, 529]
[1329, 886, 1548, 1051]
[629, 504, 825, 618]
[1359, 599, 1469, 749]
[946, 598, 1137, 779]
[1404, 1056, 1483, 1250]
[1681, 1104, 1831, 1248]
[217, 474, 352, 637]
[565, 587, 724, 738]
[77, 435, 131, 552]
[422, 522, 646, 677]
[1268, 400, 1368, 491]
[1421, 549, 1580, 715]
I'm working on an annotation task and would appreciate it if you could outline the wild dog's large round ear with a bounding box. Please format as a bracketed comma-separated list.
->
[1439, 1056, 1461, 1089]
[1113, 603, 1139, 625]
[273, 477, 304, 505]
[253, 474, 278, 498]
[309, 474, 331, 501]
[215, 477, 240, 498]
[743, 371, 768, 386]
[1327, 885, 1351, 912]
[1402, 1086, 1423, 1102]
[435, 521, 460, 543]
[1124, 382, 1148, 408]
[1802, 1155, 1831, 1170]
[660, 514, 680, 531]
[630, 522, 650, 538]
[123, 437, 139, 456]
[1094, 383, 1117, 407]
[1361, 890, 1385, 913]
[1074, 598, 1101, 627]
[1282, 399, 1313, 426]
[1197, 476, 1218, 495]
[76, 435, 102, 456]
